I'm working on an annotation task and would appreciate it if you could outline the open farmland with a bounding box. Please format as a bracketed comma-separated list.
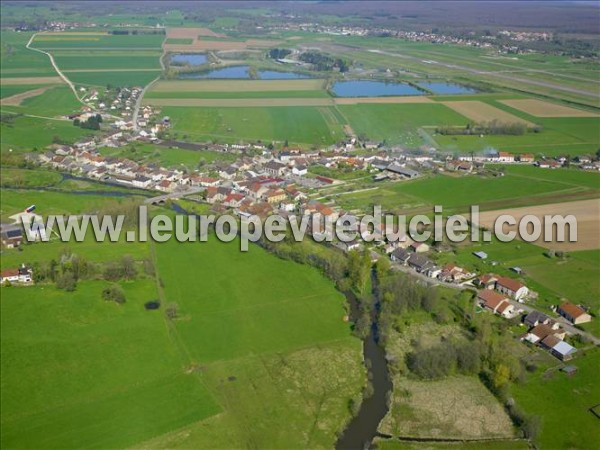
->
[476, 198, 600, 251]
[144, 97, 337, 107]
[163, 26, 281, 52]
[499, 99, 600, 118]
[0, 86, 52, 105]
[26, 32, 164, 88]
[149, 79, 327, 92]
[0, 76, 62, 84]
[0, 203, 363, 449]
[32, 32, 164, 49]
[337, 103, 469, 145]
[511, 349, 600, 450]
[161, 105, 345, 145]
[439, 100, 535, 126]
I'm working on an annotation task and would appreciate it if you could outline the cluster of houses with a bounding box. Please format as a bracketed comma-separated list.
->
[0, 265, 33, 286]
[521, 310, 578, 361]
[454, 151, 600, 171]
[473, 275, 593, 361]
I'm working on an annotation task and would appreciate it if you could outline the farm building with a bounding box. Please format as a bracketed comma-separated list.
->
[550, 341, 578, 361]
[495, 277, 529, 301]
[557, 303, 592, 325]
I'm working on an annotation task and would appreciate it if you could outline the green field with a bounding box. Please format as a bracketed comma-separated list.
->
[1, 209, 364, 448]
[162, 105, 345, 145]
[0, 84, 55, 99]
[338, 103, 469, 145]
[336, 166, 599, 215]
[511, 349, 600, 450]
[2, 85, 82, 116]
[99, 143, 237, 168]
[145, 90, 332, 99]
[54, 53, 162, 70]
[64, 70, 161, 87]
[0, 279, 221, 449]
[0, 31, 56, 77]
[430, 97, 600, 156]
[32, 34, 164, 49]
[0, 116, 95, 152]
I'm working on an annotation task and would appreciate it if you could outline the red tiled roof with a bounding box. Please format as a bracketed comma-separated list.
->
[496, 277, 525, 292]
[1, 269, 19, 278]
[558, 302, 587, 319]
[477, 290, 507, 310]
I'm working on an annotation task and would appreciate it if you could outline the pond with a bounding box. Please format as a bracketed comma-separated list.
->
[179, 65, 251, 79]
[416, 82, 478, 94]
[170, 53, 208, 66]
[177, 65, 312, 80]
[332, 80, 424, 97]
[257, 70, 311, 79]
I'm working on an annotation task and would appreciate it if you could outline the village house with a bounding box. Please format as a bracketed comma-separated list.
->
[497, 151, 515, 163]
[0, 265, 33, 285]
[495, 276, 529, 300]
[477, 290, 514, 318]
[523, 311, 551, 328]
[292, 165, 308, 176]
[438, 263, 470, 283]
[264, 161, 287, 177]
[407, 253, 433, 273]
[523, 323, 566, 344]
[223, 193, 245, 208]
[557, 302, 592, 325]
[132, 175, 152, 189]
[156, 180, 176, 193]
[390, 248, 411, 265]
[1, 223, 24, 248]
[518, 153, 535, 163]
[264, 189, 286, 205]
[474, 273, 498, 290]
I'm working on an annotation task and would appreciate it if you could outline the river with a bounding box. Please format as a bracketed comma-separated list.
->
[336, 273, 393, 450]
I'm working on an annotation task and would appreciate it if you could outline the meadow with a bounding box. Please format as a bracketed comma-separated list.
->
[99, 142, 237, 169]
[511, 349, 600, 450]
[145, 89, 332, 99]
[0, 31, 56, 78]
[0, 279, 221, 450]
[32, 33, 164, 49]
[337, 103, 469, 144]
[53, 52, 162, 70]
[2, 85, 82, 116]
[161, 105, 345, 145]
[0, 115, 95, 153]
[335, 166, 599, 215]
[1, 84, 57, 99]
[0, 194, 364, 448]
[64, 70, 161, 88]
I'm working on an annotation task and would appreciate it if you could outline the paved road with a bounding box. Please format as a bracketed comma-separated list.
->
[144, 187, 205, 205]
[133, 39, 166, 131]
[390, 260, 600, 345]
[505, 299, 600, 345]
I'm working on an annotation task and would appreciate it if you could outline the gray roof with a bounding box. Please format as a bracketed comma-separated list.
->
[385, 164, 419, 177]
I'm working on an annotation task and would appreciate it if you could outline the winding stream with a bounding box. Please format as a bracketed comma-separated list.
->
[336, 274, 393, 450]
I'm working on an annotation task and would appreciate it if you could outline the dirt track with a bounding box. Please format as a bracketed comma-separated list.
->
[0, 86, 52, 105]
